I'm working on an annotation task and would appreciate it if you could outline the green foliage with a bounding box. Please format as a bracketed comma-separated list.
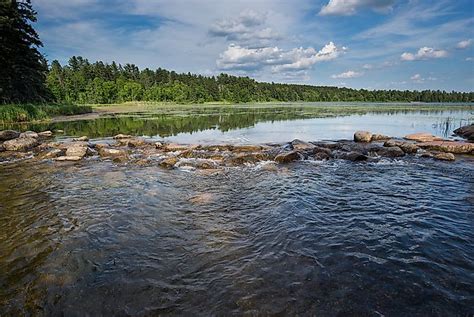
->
[45, 57, 473, 105]
[0, 104, 92, 124]
[0, 0, 50, 103]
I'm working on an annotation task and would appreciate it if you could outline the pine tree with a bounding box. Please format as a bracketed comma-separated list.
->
[0, 0, 50, 103]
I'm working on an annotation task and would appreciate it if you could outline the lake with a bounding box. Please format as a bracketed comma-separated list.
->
[0, 103, 473, 315]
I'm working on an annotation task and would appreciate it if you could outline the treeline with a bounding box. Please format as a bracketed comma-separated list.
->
[46, 57, 473, 104]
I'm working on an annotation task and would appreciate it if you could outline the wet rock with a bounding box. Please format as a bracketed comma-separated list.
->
[333, 151, 368, 162]
[314, 152, 330, 160]
[117, 137, 146, 147]
[176, 158, 219, 169]
[38, 148, 63, 159]
[433, 152, 456, 161]
[0, 144, 5, 152]
[274, 151, 302, 164]
[417, 141, 474, 154]
[453, 124, 474, 141]
[0, 130, 20, 141]
[384, 139, 419, 154]
[232, 145, 265, 152]
[3, 137, 38, 151]
[291, 139, 315, 151]
[354, 131, 372, 142]
[371, 133, 390, 141]
[98, 148, 128, 159]
[94, 143, 109, 150]
[202, 144, 233, 152]
[38, 131, 53, 137]
[374, 146, 405, 158]
[164, 143, 192, 152]
[19, 131, 38, 139]
[404, 133, 443, 142]
[73, 136, 89, 142]
[56, 155, 83, 161]
[113, 134, 133, 139]
[230, 152, 269, 165]
[65, 145, 88, 158]
[155, 142, 164, 149]
[159, 156, 178, 168]
[312, 146, 333, 156]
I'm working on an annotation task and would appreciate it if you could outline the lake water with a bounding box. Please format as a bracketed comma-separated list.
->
[0, 103, 473, 315]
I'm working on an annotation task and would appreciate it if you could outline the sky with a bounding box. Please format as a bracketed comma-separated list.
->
[33, 0, 474, 91]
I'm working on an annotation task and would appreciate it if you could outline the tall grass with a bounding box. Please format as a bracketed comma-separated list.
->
[0, 104, 92, 124]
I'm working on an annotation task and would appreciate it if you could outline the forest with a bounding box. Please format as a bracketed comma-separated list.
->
[46, 57, 473, 104]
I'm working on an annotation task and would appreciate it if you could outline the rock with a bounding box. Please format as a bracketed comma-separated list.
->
[164, 143, 190, 152]
[291, 139, 315, 151]
[155, 142, 164, 149]
[98, 148, 128, 158]
[56, 156, 83, 161]
[371, 133, 390, 141]
[73, 136, 89, 142]
[159, 157, 178, 168]
[202, 144, 233, 152]
[0, 130, 20, 141]
[230, 152, 269, 165]
[126, 138, 146, 148]
[38, 131, 53, 137]
[66, 145, 88, 158]
[314, 152, 330, 160]
[354, 131, 372, 143]
[333, 151, 368, 162]
[453, 124, 474, 141]
[38, 148, 63, 159]
[113, 134, 133, 139]
[232, 145, 264, 152]
[94, 143, 109, 150]
[19, 131, 38, 139]
[3, 137, 38, 151]
[274, 151, 302, 164]
[384, 139, 419, 154]
[417, 141, 474, 154]
[55, 129, 64, 133]
[312, 146, 333, 156]
[374, 146, 405, 158]
[433, 152, 456, 161]
[176, 158, 218, 169]
[404, 133, 443, 142]
[0, 144, 5, 152]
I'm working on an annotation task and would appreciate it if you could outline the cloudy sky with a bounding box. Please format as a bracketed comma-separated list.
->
[34, 0, 474, 91]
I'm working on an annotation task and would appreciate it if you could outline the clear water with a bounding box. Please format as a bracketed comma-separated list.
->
[0, 104, 473, 315]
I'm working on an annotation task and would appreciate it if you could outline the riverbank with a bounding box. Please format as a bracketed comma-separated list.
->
[0, 104, 92, 124]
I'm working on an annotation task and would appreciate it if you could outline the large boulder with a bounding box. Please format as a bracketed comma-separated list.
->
[417, 141, 474, 154]
[3, 137, 38, 151]
[291, 139, 315, 151]
[404, 133, 443, 142]
[0, 130, 20, 141]
[384, 139, 419, 154]
[354, 131, 372, 143]
[453, 124, 474, 141]
[374, 146, 405, 158]
[333, 151, 368, 162]
[66, 145, 88, 158]
[371, 133, 390, 141]
[274, 151, 302, 163]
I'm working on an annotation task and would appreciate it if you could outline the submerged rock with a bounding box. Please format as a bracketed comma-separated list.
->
[354, 131, 372, 143]
[404, 133, 443, 143]
[275, 151, 302, 164]
[453, 124, 474, 141]
[433, 152, 456, 161]
[0, 130, 20, 141]
[188, 193, 215, 205]
[3, 137, 38, 151]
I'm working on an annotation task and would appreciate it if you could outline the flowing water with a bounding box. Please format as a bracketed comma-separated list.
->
[0, 103, 473, 315]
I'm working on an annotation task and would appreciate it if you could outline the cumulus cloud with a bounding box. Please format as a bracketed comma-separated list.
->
[401, 47, 448, 61]
[319, 0, 395, 16]
[456, 39, 472, 49]
[331, 70, 363, 79]
[209, 10, 280, 43]
[217, 42, 346, 72]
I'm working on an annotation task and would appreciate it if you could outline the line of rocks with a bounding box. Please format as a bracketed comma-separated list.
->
[0, 129, 473, 169]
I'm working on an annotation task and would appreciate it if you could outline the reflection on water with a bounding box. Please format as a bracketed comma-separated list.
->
[0, 158, 473, 315]
[2, 104, 473, 143]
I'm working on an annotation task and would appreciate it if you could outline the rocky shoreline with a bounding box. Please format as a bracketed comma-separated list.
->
[0, 129, 473, 169]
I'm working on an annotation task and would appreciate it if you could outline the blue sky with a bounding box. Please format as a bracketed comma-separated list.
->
[34, 0, 474, 91]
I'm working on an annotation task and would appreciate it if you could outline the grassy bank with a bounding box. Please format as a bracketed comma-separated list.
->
[0, 104, 92, 124]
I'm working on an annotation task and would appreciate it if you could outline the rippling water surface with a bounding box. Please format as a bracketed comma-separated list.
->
[1, 156, 473, 315]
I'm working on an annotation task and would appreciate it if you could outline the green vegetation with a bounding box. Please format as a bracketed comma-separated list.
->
[46, 57, 473, 104]
[0, 104, 92, 124]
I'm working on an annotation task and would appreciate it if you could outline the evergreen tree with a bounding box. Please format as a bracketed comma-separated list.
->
[0, 0, 49, 103]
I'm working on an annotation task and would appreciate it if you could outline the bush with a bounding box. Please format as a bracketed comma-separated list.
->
[0, 104, 92, 123]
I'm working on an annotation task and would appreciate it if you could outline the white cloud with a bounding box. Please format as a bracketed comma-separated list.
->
[456, 39, 472, 49]
[319, 0, 395, 16]
[217, 42, 346, 72]
[466, 57, 473, 61]
[401, 47, 448, 61]
[410, 74, 437, 83]
[331, 70, 363, 79]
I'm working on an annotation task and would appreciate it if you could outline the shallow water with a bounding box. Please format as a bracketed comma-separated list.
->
[0, 157, 473, 315]
[3, 103, 473, 144]
[1, 103, 473, 315]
